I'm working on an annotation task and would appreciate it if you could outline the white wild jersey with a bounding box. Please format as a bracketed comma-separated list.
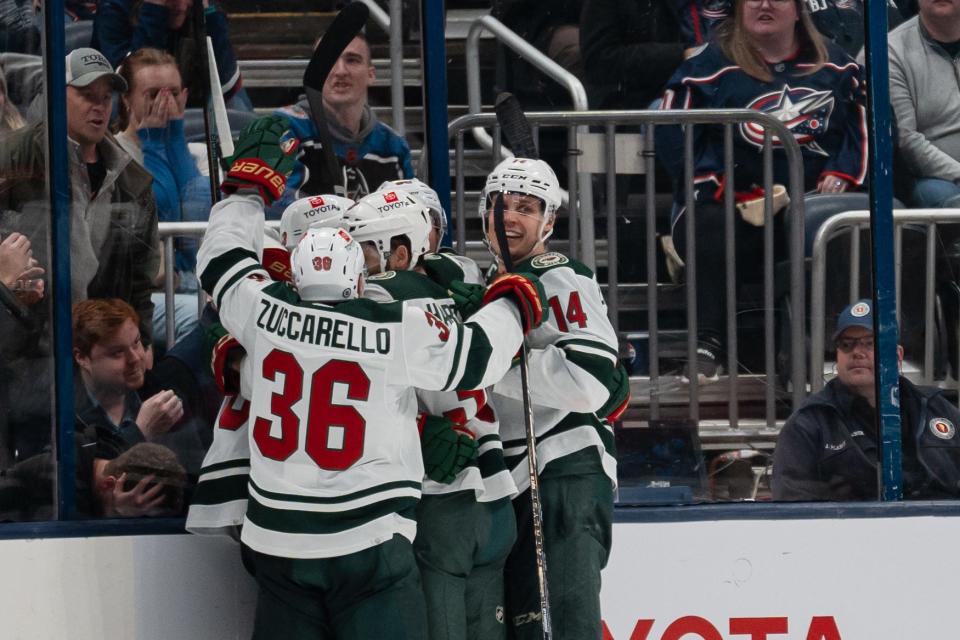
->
[196, 194, 524, 558]
[364, 269, 517, 502]
[490, 252, 620, 492]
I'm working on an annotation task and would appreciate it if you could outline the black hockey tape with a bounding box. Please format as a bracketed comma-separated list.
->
[494, 92, 539, 160]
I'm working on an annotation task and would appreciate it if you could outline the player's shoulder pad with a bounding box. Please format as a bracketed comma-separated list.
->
[520, 251, 594, 279]
[367, 269, 447, 302]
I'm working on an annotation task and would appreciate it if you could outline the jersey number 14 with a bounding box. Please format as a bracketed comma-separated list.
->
[252, 349, 369, 470]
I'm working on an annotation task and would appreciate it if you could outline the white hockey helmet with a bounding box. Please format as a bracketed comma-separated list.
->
[379, 178, 446, 240]
[289, 227, 366, 302]
[279, 194, 355, 250]
[479, 157, 562, 244]
[344, 189, 432, 273]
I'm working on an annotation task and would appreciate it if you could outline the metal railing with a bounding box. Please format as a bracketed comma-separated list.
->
[464, 14, 598, 267]
[447, 109, 808, 426]
[810, 209, 960, 396]
[157, 221, 281, 349]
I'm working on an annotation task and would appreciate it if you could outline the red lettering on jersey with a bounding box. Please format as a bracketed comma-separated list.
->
[729, 617, 788, 639]
[628, 620, 656, 640]
[218, 395, 250, 431]
[548, 291, 589, 332]
[424, 311, 451, 342]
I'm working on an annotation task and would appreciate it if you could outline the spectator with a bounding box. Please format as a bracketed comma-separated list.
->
[0, 47, 160, 348]
[92, 0, 252, 112]
[888, 0, 960, 208]
[0, 52, 43, 122]
[0, 0, 40, 54]
[772, 300, 960, 500]
[73, 298, 205, 476]
[272, 33, 413, 211]
[114, 46, 212, 348]
[0, 65, 26, 133]
[94, 442, 187, 517]
[580, 0, 686, 110]
[673, 1, 907, 57]
[656, 0, 867, 382]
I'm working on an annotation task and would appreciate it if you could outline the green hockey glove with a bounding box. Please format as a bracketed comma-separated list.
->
[221, 115, 301, 205]
[597, 362, 631, 422]
[448, 279, 485, 318]
[482, 272, 547, 335]
[418, 413, 478, 484]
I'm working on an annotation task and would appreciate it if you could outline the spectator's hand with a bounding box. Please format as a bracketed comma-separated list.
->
[171, 87, 188, 120]
[136, 389, 184, 440]
[139, 88, 175, 130]
[817, 175, 850, 194]
[13, 260, 45, 305]
[0, 232, 33, 288]
[110, 473, 167, 517]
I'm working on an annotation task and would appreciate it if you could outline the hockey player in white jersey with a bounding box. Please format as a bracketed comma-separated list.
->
[379, 178, 486, 289]
[477, 157, 630, 640]
[347, 188, 519, 640]
[196, 116, 549, 639]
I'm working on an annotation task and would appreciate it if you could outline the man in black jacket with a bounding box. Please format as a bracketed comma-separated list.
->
[773, 300, 960, 500]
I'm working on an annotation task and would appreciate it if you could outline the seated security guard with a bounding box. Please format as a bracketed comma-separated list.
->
[773, 300, 960, 501]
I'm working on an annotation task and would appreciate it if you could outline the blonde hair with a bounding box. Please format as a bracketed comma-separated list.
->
[0, 69, 26, 133]
[716, 0, 828, 82]
[114, 47, 180, 132]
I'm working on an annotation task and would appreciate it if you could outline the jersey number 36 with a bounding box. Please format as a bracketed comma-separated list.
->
[252, 349, 369, 470]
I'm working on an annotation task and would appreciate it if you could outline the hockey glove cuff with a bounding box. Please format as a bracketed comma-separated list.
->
[418, 413, 478, 484]
[482, 272, 546, 335]
[221, 115, 301, 206]
[207, 323, 246, 395]
[597, 363, 631, 422]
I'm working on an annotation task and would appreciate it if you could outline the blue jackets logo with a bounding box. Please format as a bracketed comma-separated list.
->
[740, 85, 835, 156]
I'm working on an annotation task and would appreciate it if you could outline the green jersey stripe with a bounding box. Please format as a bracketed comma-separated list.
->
[200, 247, 259, 296]
[249, 478, 421, 506]
[216, 263, 264, 310]
[502, 411, 606, 449]
[191, 475, 250, 506]
[456, 323, 494, 390]
[555, 337, 620, 361]
[247, 494, 419, 535]
[442, 317, 466, 390]
[199, 459, 250, 476]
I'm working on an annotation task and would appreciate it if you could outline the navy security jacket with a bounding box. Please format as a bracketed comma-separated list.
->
[773, 377, 960, 501]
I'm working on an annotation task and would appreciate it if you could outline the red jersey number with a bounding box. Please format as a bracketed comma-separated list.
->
[548, 291, 588, 332]
[252, 350, 369, 470]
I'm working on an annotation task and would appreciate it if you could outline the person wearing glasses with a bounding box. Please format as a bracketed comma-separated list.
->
[772, 300, 960, 501]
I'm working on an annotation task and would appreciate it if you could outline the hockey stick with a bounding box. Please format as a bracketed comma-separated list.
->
[492, 92, 553, 640]
[495, 92, 538, 159]
[193, 0, 221, 204]
[301, 2, 369, 197]
[206, 35, 234, 162]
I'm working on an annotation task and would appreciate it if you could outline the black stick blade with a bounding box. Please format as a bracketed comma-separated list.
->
[495, 92, 538, 160]
[303, 2, 370, 90]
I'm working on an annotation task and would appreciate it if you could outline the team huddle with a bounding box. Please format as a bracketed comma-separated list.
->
[188, 115, 629, 640]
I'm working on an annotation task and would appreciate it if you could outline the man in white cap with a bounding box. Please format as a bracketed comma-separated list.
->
[773, 299, 960, 501]
[0, 47, 159, 349]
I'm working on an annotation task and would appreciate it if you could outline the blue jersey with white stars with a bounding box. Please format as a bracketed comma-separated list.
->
[657, 40, 867, 204]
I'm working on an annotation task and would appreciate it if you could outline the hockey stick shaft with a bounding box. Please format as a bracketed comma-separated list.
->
[302, 2, 369, 196]
[495, 92, 538, 160]
[206, 36, 234, 161]
[492, 194, 553, 640]
[193, 0, 220, 204]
